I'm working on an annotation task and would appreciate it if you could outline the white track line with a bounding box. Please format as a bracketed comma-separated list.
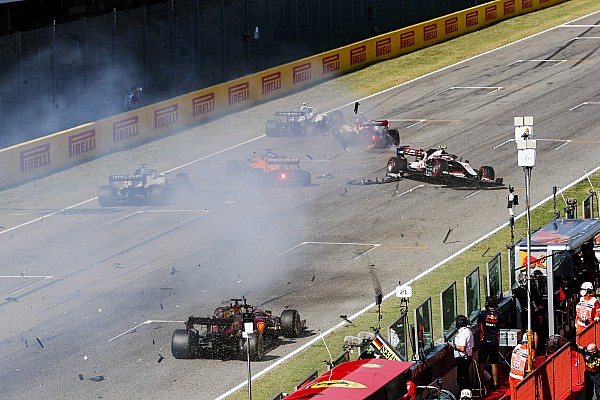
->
[277, 241, 381, 258]
[465, 190, 482, 199]
[214, 163, 600, 400]
[107, 319, 185, 343]
[215, 9, 600, 397]
[0, 137, 265, 236]
[397, 184, 425, 197]
[570, 101, 600, 111]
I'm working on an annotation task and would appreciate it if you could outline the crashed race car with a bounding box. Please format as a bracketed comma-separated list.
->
[171, 298, 305, 361]
[329, 113, 400, 149]
[97, 164, 190, 206]
[386, 146, 503, 187]
[226, 150, 312, 187]
[265, 103, 344, 137]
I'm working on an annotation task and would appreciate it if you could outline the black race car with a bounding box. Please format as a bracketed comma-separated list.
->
[171, 298, 305, 361]
[386, 146, 503, 187]
[98, 164, 190, 206]
[265, 103, 343, 137]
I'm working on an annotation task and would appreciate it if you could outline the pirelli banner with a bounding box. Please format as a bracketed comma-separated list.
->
[0, 0, 566, 188]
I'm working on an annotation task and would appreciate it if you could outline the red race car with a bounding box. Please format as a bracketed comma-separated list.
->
[171, 298, 305, 361]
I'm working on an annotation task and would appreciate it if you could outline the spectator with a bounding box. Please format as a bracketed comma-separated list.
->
[451, 314, 474, 391]
[477, 296, 503, 390]
[509, 337, 530, 399]
[398, 368, 416, 400]
[576, 282, 600, 335]
[574, 342, 600, 400]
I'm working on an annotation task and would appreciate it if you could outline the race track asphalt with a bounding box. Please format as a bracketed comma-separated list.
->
[2, 11, 600, 400]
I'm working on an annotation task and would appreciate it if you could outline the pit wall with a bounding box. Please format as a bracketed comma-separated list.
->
[0, 0, 565, 189]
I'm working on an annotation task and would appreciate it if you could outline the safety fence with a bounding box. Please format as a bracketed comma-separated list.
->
[0, 0, 567, 190]
[514, 342, 573, 400]
[575, 320, 600, 387]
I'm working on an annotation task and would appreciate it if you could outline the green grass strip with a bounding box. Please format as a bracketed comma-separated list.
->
[226, 1, 600, 398]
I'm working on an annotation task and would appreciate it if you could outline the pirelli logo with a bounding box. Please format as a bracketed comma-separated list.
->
[504, 0, 515, 15]
[228, 82, 249, 105]
[540, 0, 550, 3]
[466, 11, 479, 28]
[154, 104, 178, 129]
[262, 72, 281, 95]
[21, 143, 50, 173]
[293, 63, 311, 84]
[445, 17, 458, 34]
[69, 129, 96, 158]
[423, 24, 437, 41]
[192, 93, 215, 117]
[113, 117, 139, 143]
[322, 54, 340, 74]
[400, 31, 415, 49]
[522, 0, 533, 9]
[485, 5, 497, 21]
[350, 45, 366, 66]
[376, 38, 391, 57]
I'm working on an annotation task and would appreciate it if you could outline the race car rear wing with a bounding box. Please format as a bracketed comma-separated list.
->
[397, 146, 424, 158]
[108, 173, 146, 182]
[267, 158, 300, 166]
[185, 316, 236, 330]
[274, 111, 308, 118]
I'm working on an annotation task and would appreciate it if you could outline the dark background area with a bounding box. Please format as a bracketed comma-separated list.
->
[0, 0, 486, 149]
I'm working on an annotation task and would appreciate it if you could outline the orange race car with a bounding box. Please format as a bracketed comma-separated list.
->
[226, 150, 312, 187]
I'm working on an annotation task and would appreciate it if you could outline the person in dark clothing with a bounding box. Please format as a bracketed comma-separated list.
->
[123, 87, 142, 111]
[513, 272, 528, 334]
[477, 296, 504, 390]
[574, 342, 600, 400]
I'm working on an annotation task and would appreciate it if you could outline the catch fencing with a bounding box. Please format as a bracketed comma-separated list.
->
[0, 0, 483, 148]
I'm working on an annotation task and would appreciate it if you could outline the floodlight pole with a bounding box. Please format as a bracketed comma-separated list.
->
[514, 116, 536, 374]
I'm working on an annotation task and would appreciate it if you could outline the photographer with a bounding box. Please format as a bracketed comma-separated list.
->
[450, 314, 474, 391]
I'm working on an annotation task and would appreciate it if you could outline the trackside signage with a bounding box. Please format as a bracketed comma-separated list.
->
[0, 0, 570, 189]
[322, 54, 340, 74]
[350, 45, 367, 66]
[293, 62, 312, 85]
[68, 129, 96, 158]
[262, 72, 282, 95]
[228, 82, 250, 105]
[400, 31, 415, 49]
[154, 104, 178, 129]
[504, 0, 516, 16]
[466, 11, 479, 27]
[376, 38, 392, 57]
[445, 17, 459, 35]
[485, 5, 498, 21]
[113, 117, 139, 143]
[21, 143, 50, 173]
[423, 23, 437, 42]
[192, 93, 215, 117]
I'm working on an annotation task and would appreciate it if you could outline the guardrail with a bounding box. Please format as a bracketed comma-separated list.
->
[0, 0, 567, 190]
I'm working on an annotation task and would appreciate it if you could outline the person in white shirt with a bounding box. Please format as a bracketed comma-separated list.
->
[451, 314, 475, 391]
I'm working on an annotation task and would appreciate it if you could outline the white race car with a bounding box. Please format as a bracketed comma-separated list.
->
[386, 146, 503, 187]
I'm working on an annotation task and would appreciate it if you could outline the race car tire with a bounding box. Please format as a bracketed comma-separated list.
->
[226, 160, 242, 177]
[329, 125, 343, 142]
[431, 159, 448, 178]
[387, 157, 407, 175]
[386, 129, 400, 146]
[172, 329, 194, 359]
[265, 120, 280, 137]
[329, 110, 344, 126]
[147, 184, 165, 205]
[478, 166, 495, 182]
[281, 309, 302, 338]
[98, 185, 115, 207]
[241, 333, 265, 361]
[298, 170, 311, 187]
